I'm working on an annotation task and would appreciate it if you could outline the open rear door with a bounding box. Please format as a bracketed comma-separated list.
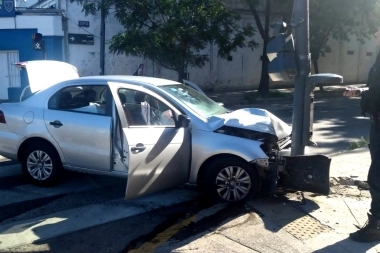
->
[280, 155, 331, 195]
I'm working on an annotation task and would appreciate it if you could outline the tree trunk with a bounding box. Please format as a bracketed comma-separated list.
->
[257, 0, 271, 94]
[312, 57, 323, 91]
[258, 56, 270, 93]
[177, 69, 187, 83]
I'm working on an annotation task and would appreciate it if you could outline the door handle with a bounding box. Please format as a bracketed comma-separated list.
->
[131, 143, 146, 152]
[49, 120, 63, 128]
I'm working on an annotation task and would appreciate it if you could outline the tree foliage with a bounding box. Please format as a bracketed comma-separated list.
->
[246, 0, 291, 94]
[73, 0, 258, 81]
[251, 0, 380, 91]
[308, 0, 380, 73]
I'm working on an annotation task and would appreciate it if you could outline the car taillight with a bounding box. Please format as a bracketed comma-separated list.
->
[0, 110, 6, 124]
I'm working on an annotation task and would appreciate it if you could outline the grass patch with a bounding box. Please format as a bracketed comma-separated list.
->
[244, 90, 290, 103]
[348, 137, 369, 150]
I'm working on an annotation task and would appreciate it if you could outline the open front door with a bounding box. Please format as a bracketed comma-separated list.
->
[279, 155, 331, 195]
[124, 127, 191, 199]
[109, 82, 191, 200]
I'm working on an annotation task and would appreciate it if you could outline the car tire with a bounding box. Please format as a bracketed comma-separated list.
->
[203, 157, 260, 203]
[21, 143, 63, 186]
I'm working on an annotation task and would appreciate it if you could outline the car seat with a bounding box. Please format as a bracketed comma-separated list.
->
[83, 90, 97, 103]
[59, 91, 72, 109]
[119, 93, 127, 104]
[118, 93, 135, 125]
[131, 91, 150, 125]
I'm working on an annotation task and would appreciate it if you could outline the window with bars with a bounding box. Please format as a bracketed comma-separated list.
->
[6, 51, 21, 88]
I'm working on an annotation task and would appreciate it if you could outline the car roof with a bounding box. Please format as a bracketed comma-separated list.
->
[76, 75, 180, 87]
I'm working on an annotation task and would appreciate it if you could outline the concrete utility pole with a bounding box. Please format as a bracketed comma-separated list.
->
[290, 0, 310, 156]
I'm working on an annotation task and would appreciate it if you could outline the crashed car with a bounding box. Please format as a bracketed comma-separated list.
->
[0, 60, 330, 203]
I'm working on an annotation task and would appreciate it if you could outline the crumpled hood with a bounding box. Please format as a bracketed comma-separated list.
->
[15, 60, 79, 93]
[208, 108, 292, 140]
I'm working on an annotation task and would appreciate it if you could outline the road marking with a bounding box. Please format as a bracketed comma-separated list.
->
[0, 188, 198, 250]
[128, 203, 227, 253]
[128, 214, 197, 253]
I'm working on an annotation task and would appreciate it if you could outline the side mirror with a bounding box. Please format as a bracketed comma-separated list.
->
[178, 114, 190, 128]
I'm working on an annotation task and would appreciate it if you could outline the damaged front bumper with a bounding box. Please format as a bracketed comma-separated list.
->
[254, 149, 331, 196]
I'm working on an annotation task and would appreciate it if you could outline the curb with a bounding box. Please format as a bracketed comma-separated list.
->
[206, 89, 346, 106]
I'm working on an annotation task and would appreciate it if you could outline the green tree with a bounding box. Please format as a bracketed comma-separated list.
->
[245, 0, 271, 94]
[246, 0, 292, 94]
[309, 0, 380, 79]
[74, 0, 258, 82]
[248, 0, 380, 92]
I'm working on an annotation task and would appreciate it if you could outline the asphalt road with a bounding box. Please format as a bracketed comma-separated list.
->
[238, 96, 368, 157]
[0, 95, 369, 253]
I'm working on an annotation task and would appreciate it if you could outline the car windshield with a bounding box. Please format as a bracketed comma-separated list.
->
[160, 84, 228, 117]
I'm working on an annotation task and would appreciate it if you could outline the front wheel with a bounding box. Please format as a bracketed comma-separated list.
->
[202, 157, 260, 203]
[21, 143, 63, 186]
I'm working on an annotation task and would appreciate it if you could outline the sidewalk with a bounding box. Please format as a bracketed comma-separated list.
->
[330, 146, 371, 182]
[205, 83, 366, 106]
[152, 146, 376, 253]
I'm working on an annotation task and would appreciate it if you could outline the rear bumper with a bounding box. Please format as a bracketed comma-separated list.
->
[0, 130, 23, 161]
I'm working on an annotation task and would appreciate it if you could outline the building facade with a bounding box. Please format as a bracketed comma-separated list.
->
[0, 0, 379, 100]
[0, 7, 64, 100]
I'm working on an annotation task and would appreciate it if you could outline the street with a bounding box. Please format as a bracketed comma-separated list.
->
[0, 95, 375, 253]
[244, 96, 369, 157]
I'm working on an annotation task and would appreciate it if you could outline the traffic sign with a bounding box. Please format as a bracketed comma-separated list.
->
[68, 34, 94, 45]
[0, 0, 15, 17]
[78, 21, 90, 27]
[33, 41, 44, 50]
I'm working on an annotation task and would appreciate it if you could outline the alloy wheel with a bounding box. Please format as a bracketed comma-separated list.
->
[215, 165, 252, 202]
[27, 150, 53, 181]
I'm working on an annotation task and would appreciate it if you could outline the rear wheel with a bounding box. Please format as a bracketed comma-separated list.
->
[21, 143, 63, 186]
[202, 157, 260, 203]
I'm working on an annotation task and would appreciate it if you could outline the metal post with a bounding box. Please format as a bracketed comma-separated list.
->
[62, 16, 69, 62]
[43, 44, 47, 60]
[152, 0, 155, 76]
[100, 3, 106, 75]
[290, 0, 310, 156]
[302, 80, 314, 147]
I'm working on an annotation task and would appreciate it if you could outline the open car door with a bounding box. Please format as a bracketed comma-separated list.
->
[109, 82, 192, 200]
[279, 155, 331, 195]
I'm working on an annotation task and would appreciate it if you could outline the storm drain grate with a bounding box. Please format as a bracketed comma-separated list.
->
[283, 215, 332, 240]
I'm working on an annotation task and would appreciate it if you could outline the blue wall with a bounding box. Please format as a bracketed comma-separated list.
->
[0, 29, 64, 100]
[44, 36, 64, 61]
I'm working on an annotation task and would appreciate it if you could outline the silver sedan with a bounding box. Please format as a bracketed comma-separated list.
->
[0, 60, 331, 203]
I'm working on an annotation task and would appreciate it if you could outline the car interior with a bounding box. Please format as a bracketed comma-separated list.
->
[118, 89, 174, 126]
[50, 85, 107, 115]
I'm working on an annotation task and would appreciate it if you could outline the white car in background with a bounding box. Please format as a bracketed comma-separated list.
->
[0, 60, 331, 203]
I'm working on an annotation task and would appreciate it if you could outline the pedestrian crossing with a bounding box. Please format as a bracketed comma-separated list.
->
[0, 164, 198, 251]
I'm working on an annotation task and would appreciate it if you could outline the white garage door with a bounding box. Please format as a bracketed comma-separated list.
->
[0, 51, 20, 100]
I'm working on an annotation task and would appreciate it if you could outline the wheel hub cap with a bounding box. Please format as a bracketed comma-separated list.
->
[216, 166, 251, 202]
[27, 150, 53, 181]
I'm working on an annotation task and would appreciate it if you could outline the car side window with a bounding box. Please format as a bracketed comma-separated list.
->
[48, 85, 108, 115]
[117, 88, 175, 126]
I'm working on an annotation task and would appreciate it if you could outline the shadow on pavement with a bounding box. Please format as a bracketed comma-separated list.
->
[313, 237, 376, 253]
[126, 194, 323, 253]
